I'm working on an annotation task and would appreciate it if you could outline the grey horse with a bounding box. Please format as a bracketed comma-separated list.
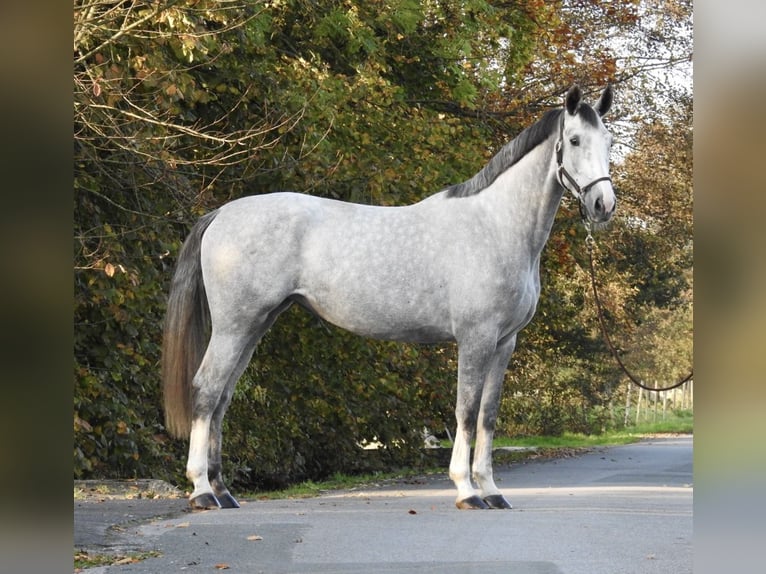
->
[162, 85, 616, 510]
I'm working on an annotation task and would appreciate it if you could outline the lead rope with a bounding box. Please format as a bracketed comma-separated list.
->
[583, 225, 693, 392]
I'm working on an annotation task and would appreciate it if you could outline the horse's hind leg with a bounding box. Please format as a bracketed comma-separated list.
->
[472, 334, 516, 509]
[206, 343, 256, 509]
[186, 330, 257, 510]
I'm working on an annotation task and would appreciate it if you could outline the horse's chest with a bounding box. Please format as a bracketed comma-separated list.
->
[497, 267, 541, 331]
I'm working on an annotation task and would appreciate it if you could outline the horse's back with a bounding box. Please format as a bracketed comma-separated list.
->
[198, 192, 459, 339]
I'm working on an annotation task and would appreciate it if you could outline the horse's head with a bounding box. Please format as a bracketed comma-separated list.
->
[555, 85, 616, 225]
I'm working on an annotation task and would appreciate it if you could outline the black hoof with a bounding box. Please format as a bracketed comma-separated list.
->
[216, 492, 240, 509]
[189, 492, 221, 510]
[483, 494, 513, 509]
[456, 495, 490, 510]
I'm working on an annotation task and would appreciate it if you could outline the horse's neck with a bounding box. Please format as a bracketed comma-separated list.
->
[481, 138, 562, 257]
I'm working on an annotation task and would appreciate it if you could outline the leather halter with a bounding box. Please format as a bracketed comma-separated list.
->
[554, 114, 612, 218]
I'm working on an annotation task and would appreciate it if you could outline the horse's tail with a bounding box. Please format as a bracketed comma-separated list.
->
[161, 210, 219, 439]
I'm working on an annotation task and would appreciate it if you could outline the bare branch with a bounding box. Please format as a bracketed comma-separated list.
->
[74, 0, 173, 64]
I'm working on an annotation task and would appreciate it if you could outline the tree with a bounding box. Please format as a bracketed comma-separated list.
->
[73, 0, 551, 481]
[498, 0, 693, 435]
[607, 89, 693, 388]
[74, 0, 295, 478]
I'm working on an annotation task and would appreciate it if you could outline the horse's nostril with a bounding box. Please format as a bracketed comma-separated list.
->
[595, 197, 604, 213]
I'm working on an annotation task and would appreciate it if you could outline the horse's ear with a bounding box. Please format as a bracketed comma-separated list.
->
[595, 85, 613, 117]
[565, 85, 582, 115]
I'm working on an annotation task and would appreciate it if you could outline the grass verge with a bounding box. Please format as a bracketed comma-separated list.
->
[74, 550, 161, 571]
[245, 468, 444, 501]
[254, 411, 692, 501]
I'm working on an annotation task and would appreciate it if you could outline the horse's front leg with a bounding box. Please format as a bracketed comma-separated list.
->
[472, 335, 516, 509]
[449, 343, 495, 509]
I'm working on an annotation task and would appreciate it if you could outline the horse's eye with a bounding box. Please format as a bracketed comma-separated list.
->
[569, 136, 580, 146]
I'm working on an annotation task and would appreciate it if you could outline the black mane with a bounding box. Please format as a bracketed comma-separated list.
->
[445, 108, 563, 198]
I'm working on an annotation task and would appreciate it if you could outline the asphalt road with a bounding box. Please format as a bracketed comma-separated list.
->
[76, 436, 692, 574]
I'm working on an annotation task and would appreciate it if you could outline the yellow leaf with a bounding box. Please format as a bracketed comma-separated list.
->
[104, 263, 115, 277]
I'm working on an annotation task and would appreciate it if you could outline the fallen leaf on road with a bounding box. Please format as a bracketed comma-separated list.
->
[215, 563, 230, 570]
[247, 535, 263, 541]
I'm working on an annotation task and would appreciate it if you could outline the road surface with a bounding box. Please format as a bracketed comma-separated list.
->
[78, 436, 692, 573]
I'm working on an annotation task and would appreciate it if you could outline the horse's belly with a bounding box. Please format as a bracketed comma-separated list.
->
[291, 287, 455, 344]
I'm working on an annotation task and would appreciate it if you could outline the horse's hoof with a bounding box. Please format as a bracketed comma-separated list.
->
[216, 492, 240, 509]
[189, 492, 221, 510]
[483, 494, 513, 509]
[456, 495, 490, 510]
